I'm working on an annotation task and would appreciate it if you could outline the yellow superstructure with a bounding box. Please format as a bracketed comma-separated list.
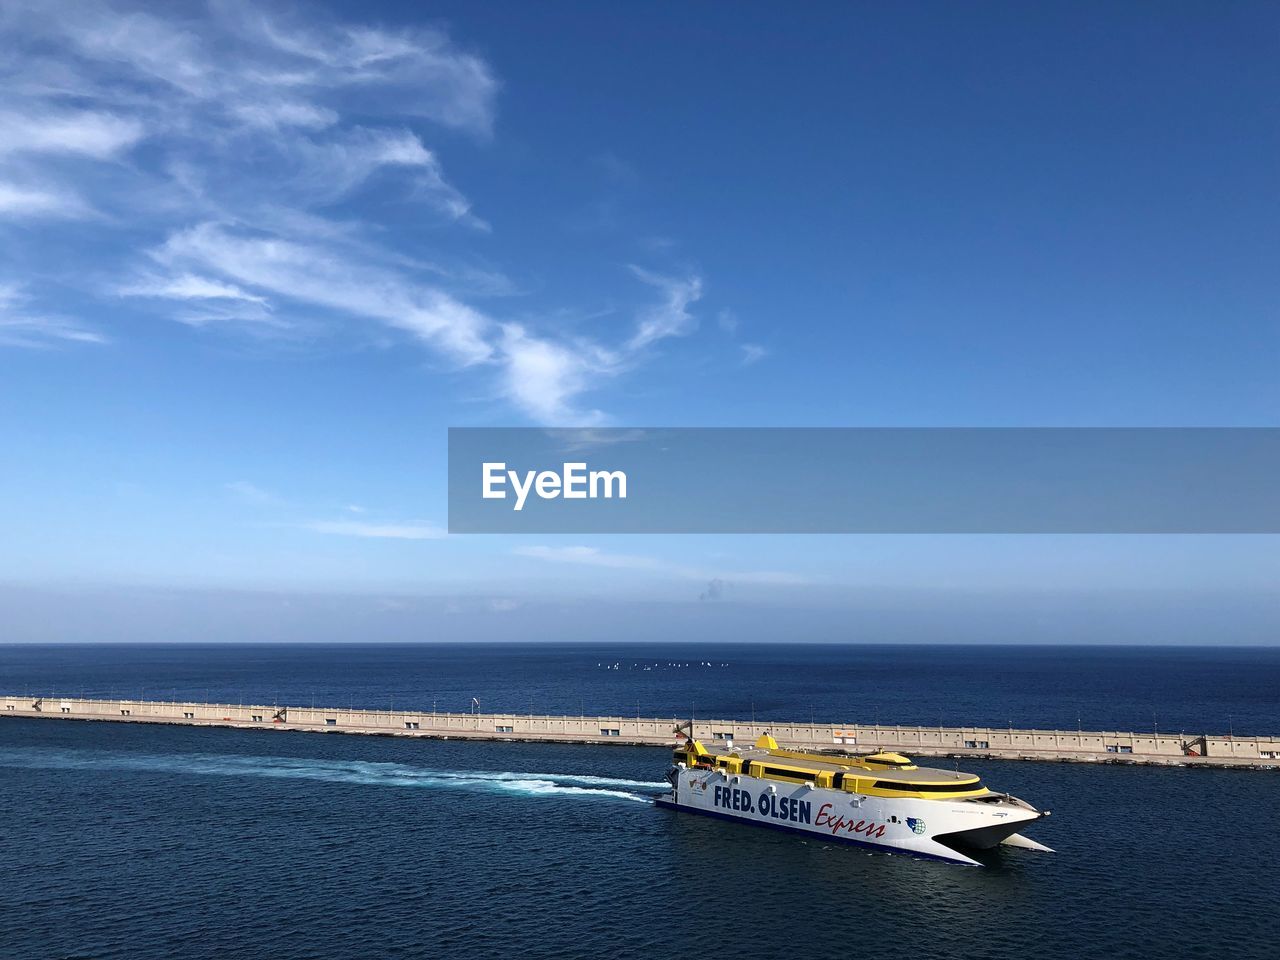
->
[672, 736, 989, 800]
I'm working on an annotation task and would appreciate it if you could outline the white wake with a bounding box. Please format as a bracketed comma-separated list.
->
[0, 748, 666, 804]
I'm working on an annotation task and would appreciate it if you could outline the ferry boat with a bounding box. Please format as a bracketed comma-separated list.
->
[657, 733, 1052, 866]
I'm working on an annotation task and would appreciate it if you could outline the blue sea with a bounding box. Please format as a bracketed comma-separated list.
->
[1, 643, 1277, 960]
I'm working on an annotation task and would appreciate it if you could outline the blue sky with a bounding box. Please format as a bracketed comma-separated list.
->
[0, 1, 1276, 642]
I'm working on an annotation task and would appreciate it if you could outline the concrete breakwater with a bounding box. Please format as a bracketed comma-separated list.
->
[4, 694, 1278, 768]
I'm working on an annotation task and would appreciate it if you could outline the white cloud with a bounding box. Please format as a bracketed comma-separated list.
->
[716, 307, 768, 367]
[513, 544, 807, 586]
[0, 315, 107, 347]
[121, 273, 267, 303]
[46, 2, 218, 98]
[0, 109, 145, 158]
[145, 230, 691, 422]
[226, 485, 444, 540]
[1, 1, 493, 224]
[304, 520, 446, 540]
[0, 2, 716, 425]
[9, 1, 498, 134]
[626, 266, 703, 350]
[0, 181, 92, 219]
[490, 266, 706, 424]
[0, 283, 106, 347]
[158, 222, 494, 363]
[170, 301, 283, 330]
[224, 480, 276, 504]
[497, 324, 616, 425]
[216, 4, 499, 135]
[490, 266, 708, 423]
[121, 273, 282, 329]
[513, 545, 659, 570]
[230, 101, 338, 131]
[280, 127, 482, 223]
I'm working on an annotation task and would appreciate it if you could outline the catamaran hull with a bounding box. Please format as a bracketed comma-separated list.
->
[658, 766, 1049, 866]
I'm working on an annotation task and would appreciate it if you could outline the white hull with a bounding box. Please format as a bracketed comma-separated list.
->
[658, 765, 1049, 866]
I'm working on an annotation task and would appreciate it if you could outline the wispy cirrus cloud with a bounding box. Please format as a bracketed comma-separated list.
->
[497, 324, 618, 426]
[513, 545, 660, 571]
[121, 273, 267, 304]
[0, 313, 107, 347]
[0, 1, 718, 424]
[0, 181, 93, 219]
[716, 308, 769, 366]
[6, 0, 498, 135]
[0, 283, 106, 347]
[304, 520, 446, 540]
[267, 127, 485, 226]
[120, 272, 280, 330]
[0, 109, 146, 159]
[513, 544, 807, 587]
[494, 268, 703, 424]
[215, 2, 499, 136]
[223, 479, 443, 539]
[626, 266, 703, 351]
[224, 480, 278, 504]
[152, 222, 495, 364]
[1, 1, 494, 225]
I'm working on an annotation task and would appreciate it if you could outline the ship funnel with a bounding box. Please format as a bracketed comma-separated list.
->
[755, 733, 779, 750]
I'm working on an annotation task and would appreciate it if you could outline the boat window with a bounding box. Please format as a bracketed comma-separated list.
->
[872, 780, 980, 793]
[758, 765, 818, 782]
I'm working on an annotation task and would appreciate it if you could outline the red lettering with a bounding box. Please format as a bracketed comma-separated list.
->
[815, 803, 886, 839]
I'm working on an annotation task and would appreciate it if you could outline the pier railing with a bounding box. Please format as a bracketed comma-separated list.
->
[3, 694, 1278, 768]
